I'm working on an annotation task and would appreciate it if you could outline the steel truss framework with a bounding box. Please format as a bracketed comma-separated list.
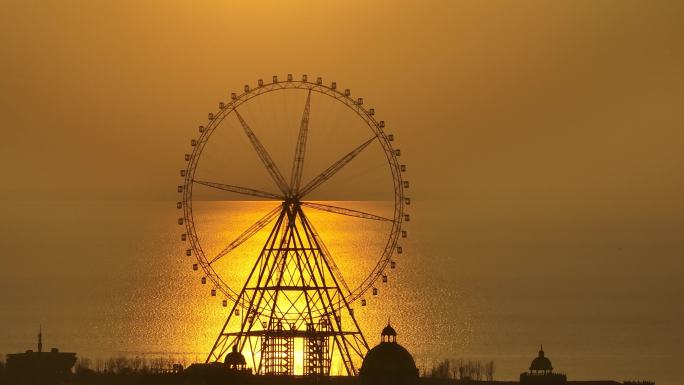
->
[179, 75, 408, 375]
[206, 202, 368, 375]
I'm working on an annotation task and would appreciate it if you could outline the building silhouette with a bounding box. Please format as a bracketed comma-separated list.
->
[224, 345, 250, 373]
[358, 323, 418, 385]
[5, 327, 77, 385]
[520, 346, 567, 384]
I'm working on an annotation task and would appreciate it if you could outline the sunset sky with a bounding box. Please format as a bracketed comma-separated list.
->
[2, 1, 682, 203]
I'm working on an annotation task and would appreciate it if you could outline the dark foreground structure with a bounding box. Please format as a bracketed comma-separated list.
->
[516, 346, 652, 385]
[358, 324, 418, 385]
[3, 328, 77, 385]
[0, 326, 654, 385]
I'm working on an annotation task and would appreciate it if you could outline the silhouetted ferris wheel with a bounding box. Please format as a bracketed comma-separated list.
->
[177, 74, 409, 375]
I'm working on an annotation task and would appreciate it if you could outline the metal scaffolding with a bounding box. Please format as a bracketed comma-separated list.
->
[205, 202, 368, 375]
[304, 320, 330, 376]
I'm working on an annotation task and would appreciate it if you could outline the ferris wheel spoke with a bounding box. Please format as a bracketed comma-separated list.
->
[289, 89, 312, 195]
[298, 136, 376, 198]
[301, 202, 393, 222]
[193, 180, 284, 200]
[209, 205, 283, 265]
[234, 109, 290, 195]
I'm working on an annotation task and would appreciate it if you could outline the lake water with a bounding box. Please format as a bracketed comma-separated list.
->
[0, 200, 681, 384]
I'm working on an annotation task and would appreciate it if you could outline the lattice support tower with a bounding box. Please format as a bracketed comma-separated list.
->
[206, 202, 368, 375]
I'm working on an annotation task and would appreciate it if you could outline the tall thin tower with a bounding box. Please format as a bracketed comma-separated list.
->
[38, 325, 42, 353]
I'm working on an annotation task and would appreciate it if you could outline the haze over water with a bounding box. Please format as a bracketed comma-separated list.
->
[1, 200, 681, 384]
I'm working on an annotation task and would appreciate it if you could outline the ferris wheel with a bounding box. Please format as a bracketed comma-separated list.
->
[177, 74, 410, 375]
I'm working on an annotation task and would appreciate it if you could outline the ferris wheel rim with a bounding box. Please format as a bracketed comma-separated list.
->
[180, 76, 406, 312]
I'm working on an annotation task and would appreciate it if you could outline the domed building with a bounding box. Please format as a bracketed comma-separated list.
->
[224, 345, 248, 372]
[530, 346, 553, 375]
[358, 323, 418, 385]
[520, 346, 566, 384]
[183, 344, 251, 384]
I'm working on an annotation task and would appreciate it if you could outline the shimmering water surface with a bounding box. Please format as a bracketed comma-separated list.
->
[0, 201, 682, 383]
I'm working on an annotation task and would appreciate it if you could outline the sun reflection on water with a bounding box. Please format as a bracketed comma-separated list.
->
[6, 201, 474, 376]
[185, 200, 398, 373]
[193, 201, 393, 296]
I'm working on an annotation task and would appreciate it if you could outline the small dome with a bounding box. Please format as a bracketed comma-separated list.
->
[382, 324, 397, 337]
[529, 347, 553, 372]
[361, 342, 417, 374]
[224, 345, 246, 367]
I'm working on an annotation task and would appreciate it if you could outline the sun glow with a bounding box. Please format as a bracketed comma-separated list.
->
[185, 200, 394, 374]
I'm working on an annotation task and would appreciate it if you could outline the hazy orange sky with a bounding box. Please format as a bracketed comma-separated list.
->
[1, 3, 684, 382]
[1, 0, 682, 203]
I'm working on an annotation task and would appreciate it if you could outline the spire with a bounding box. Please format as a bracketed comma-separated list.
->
[38, 325, 43, 353]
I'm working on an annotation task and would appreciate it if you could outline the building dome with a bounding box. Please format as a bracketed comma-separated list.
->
[529, 346, 553, 373]
[521, 346, 565, 384]
[381, 324, 397, 338]
[224, 345, 246, 370]
[359, 324, 418, 385]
